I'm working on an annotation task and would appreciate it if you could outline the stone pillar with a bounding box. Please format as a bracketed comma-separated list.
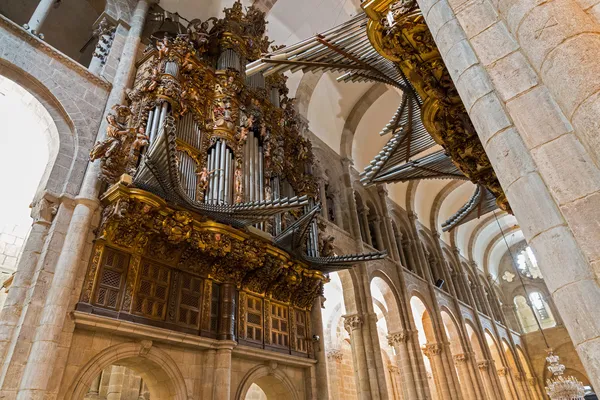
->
[218, 282, 236, 340]
[361, 209, 373, 247]
[528, 376, 543, 400]
[86, 373, 102, 398]
[213, 342, 235, 400]
[24, 0, 58, 35]
[377, 185, 400, 261]
[454, 354, 477, 400]
[15, 1, 152, 398]
[388, 332, 418, 400]
[513, 373, 531, 400]
[497, 368, 515, 400]
[319, 181, 328, 220]
[201, 349, 216, 400]
[311, 296, 330, 399]
[341, 158, 362, 240]
[326, 350, 342, 400]
[344, 315, 371, 400]
[372, 217, 385, 251]
[478, 360, 500, 400]
[423, 343, 452, 399]
[415, 0, 600, 386]
[106, 366, 125, 400]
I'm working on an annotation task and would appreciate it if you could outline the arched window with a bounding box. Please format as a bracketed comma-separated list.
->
[529, 292, 556, 329]
[514, 295, 538, 333]
[516, 246, 543, 279]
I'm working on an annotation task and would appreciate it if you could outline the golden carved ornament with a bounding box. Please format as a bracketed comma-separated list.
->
[97, 183, 326, 309]
[363, 0, 510, 212]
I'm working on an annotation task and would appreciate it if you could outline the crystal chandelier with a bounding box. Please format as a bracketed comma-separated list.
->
[545, 349, 585, 400]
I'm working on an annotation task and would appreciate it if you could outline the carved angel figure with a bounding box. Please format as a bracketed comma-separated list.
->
[157, 37, 169, 59]
[234, 168, 243, 203]
[196, 166, 217, 194]
[319, 235, 336, 257]
[132, 127, 149, 152]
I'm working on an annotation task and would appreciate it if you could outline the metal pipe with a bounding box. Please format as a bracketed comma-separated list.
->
[253, 136, 259, 201]
[259, 147, 264, 202]
[206, 152, 213, 203]
[249, 133, 255, 201]
[148, 105, 160, 143]
[244, 134, 250, 201]
[224, 150, 231, 204]
[218, 141, 227, 203]
[212, 142, 221, 203]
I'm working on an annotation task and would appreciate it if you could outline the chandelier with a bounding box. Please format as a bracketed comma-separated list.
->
[545, 349, 585, 400]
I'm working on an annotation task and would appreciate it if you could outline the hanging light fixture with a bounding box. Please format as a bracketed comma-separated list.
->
[493, 212, 586, 400]
[544, 349, 585, 400]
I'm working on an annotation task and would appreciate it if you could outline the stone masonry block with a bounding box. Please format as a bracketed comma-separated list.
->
[516, 0, 599, 70]
[553, 279, 600, 346]
[470, 21, 519, 65]
[572, 90, 600, 166]
[487, 50, 538, 101]
[506, 85, 572, 149]
[561, 191, 600, 263]
[505, 172, 564, 239]
[445, 39, 479, 83]
[456, 64, 494, 111]
[529, 225, 593, 293]
[469, 91, 511, 144]
[532, 133, 600, 205]
[541, 33, 600, 118]
[436, 18, 467, 58]
[456, 0, 499, 38]
[427, 0, 457, 38]
[485, 127, 536, 189]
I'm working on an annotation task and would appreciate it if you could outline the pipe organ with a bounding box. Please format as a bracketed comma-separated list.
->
[84, 0, 385, 358]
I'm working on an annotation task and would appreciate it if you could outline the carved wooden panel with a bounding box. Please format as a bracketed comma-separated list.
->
[294, 309, 308, 353]
[133, 260, 171, 320]
[270, 302, 289, 348]
[176, 273, 203, 328]
[93, 247, 129, 310]
[245, 294, 263, 343]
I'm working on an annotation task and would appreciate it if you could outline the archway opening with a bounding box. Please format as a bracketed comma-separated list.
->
[410, 295, 438, 400]
[0, 75, 53, 308]
[83, 365, 151, 399]
[243, 375, 294, 400]
[441, 310, 468, 398]
[322, 271, 358, 399]
[371, 277, 403, 399]
[484, 331, 513, 400]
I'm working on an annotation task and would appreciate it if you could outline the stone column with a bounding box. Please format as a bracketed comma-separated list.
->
[311, 296, 330, 400]
[454, 354, 477, 400]
[372, 217, 385, 251]
[344, 315, 371, 400]
[377, 185, 400, 261]
[319, 181, 328, 220]
[201, 349, 216, 400]
[213, 342, 235, 400]
[326, 350, 343, 400]
[361, 208, 373, 247]
[478, 360, 500, 400]
[341, 158, 361, 240]
[106, 366, 125, 400]
[415, 0, 600, 386]
[388, 332, 418, 400]
[24, 0, 58, 35]
[15, 2, 152, 398]
[528, 376, 543, 400]
[496, 368, 515, 400]
[513, 373, 531, 400]
[423, 343, 452, 399]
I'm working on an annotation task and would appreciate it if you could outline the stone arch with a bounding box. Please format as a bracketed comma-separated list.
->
[482, 225, 521, 275]
[440, 307, 467, 355]
[340, 83, 389, 160]
[370, 272, 404, 332]
[0, 57, 106, 197]
[464, 320, 485, 360]
[236, 364, 300, 400]
[466, 212, 508, 262]
[295, 71, 324, 118]
[429, 180, 466, 231]
[405, 180, 420, 214]
[64, 341, 189, 400]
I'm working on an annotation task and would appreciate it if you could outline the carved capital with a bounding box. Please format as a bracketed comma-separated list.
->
[343, 315, 363, 333]
[30, 196, 58, 226]
[422, 343, 443, 357]
[453, 353, 468, 363]
[326, 349, 344, 362]
[387, 331, 410, 346]
[497, 367, 508, 377]
[477, 360, 490, 370]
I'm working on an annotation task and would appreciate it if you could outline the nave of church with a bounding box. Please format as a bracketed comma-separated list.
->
[0, 0, 599, 399]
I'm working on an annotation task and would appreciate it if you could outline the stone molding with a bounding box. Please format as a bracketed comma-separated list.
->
[0, 15, 112, 90]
